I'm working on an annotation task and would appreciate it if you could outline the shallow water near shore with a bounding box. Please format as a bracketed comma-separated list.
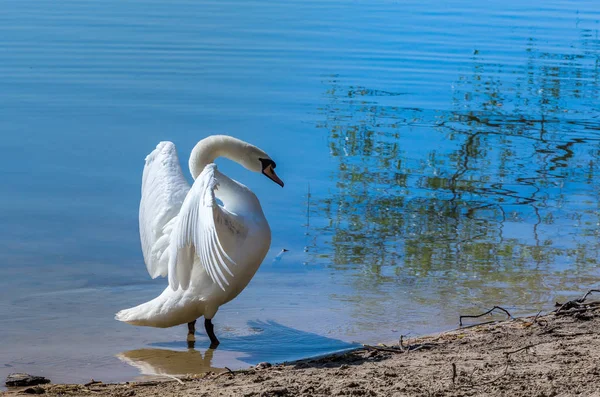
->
[2, 0, 600, 385]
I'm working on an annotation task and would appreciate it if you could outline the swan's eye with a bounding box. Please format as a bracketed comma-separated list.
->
[259, 158, 276, 171]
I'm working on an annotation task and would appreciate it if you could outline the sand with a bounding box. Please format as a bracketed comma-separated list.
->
[4, 294, 600, 397]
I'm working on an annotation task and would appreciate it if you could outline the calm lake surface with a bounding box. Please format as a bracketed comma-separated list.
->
[2, 0, 600, 385]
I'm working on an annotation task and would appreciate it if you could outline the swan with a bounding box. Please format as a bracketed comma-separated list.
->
[116, 135, 283, 347]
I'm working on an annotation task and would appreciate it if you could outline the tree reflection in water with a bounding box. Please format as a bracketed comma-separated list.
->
[309, 26, 600, 324]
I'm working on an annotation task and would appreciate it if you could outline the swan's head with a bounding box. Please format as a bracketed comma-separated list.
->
[190, 135, 285, 186]
[240, 145, 284, 188]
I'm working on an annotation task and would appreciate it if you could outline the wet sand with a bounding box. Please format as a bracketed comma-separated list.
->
[5, 296, 600, 397]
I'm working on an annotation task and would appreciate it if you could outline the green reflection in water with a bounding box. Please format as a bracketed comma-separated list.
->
[310, 26, 600, 323]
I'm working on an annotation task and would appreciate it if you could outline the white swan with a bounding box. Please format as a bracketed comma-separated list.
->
[116, 135, 283, 346]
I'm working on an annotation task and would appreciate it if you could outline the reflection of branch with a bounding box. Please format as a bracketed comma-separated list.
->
[314, 59, 600, 281]
[444, 127, 539, 205]
[437, 118, 599, 145]
[549, 138, 584, 171]
[448, 130, 481, 203]
[438, 112, 589, 208]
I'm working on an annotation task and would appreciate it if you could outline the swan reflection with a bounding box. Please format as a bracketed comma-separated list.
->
[118, 321, 360, 377]
[117, 347, 222, 376]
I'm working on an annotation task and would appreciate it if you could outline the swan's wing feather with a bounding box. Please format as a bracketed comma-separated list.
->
[139, 142, 190, 279]
[168, 164, 238, 291]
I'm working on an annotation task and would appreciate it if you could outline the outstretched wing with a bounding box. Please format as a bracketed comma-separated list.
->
[168, 164, 241, 291]
[139, 142, 190, 279]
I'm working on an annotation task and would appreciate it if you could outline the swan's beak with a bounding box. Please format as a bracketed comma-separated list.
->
[263, 165, 284, 187]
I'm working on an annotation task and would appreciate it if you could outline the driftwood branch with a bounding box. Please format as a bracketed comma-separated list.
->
[503, 342, 550, 357]
[555, 289, 600, 314]
[577, 289, 600, 303]
[215, 367, 235, 379]
[364, 345, 405, 354]
[364, 342, 436, 354]
[84, 379, 102, 387]
[458, 320, 499, 330]
[459, 306, 513, 326]
[399, 335, 407, 351]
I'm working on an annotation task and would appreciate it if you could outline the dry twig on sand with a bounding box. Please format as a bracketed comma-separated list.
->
[215, 368, 235, 379]
[364, 341, 436, 354]
[84, 379, 102, 387]
[554, 289, 600, 315]
[459, 306, 513, 326]
[503, 342, 549, 357]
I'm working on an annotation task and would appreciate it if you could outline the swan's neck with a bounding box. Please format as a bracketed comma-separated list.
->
[189, 135, 250, 179]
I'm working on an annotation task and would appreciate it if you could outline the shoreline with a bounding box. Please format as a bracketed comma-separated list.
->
[4, 295, 600, 397]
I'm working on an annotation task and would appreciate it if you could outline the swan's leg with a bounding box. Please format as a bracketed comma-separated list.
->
[187, 320, 196, 342]
[204, 318, 220, 347]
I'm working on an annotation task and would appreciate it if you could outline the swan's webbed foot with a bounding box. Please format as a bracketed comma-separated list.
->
[205, 318, 220, 348]
[187, 320, 197, 342]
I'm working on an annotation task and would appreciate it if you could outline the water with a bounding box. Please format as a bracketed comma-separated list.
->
[1, 0, 600, 385]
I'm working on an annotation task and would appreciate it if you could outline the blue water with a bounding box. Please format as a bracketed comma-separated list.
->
[1, 0, 600, 385]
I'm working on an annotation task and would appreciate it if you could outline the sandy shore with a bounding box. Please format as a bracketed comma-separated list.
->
[5, 294, 600, 397]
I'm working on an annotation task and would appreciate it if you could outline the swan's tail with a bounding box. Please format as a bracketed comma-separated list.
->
[115, 287, 203, 328]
